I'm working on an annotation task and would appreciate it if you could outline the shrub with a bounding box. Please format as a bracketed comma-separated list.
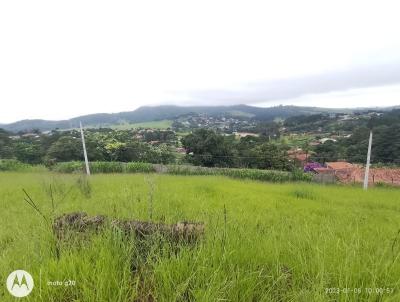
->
[0, 159, 29, 171]
[0, 159, 47, 172]
[50, 161, 312, 182]
[52, 161, 156, 174]
[125, 162, 155, 173]
[52, 161, 84, 173]
[90, 162, 124, 173]
[164, 165, 311, 183]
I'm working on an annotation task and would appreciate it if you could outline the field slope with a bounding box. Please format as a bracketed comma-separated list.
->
[0, 172, 399, 301]
[110, 119, 173, 130]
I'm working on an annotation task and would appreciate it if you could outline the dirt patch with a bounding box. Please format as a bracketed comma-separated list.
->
[336, 167, 400, 186]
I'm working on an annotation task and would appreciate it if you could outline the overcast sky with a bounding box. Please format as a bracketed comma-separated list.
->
[1, 0, 400, 123]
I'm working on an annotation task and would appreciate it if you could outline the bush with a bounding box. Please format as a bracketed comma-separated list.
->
[0, 159, 46, 172]
[52, 161, 84, 173]
[164, 165, 312, 183]
[0, 159, 27, 171]
[50, 161, 311, 182]
[90, 162, 124, 173]
[125, 162, 155, 173]
[52, 161, 156, 174]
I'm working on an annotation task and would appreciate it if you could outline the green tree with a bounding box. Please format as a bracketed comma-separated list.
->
[46, 136, 82, 162]
[14, 140, 43, 164]
[312, 140, 340, 163]
[182, 129, 235, 167]
[365, 124, 400, 164]
[252, 143, 292, 170]
[0, 129, 13, 158]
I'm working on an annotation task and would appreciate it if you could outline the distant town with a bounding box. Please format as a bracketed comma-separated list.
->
[1, 106, 399, 186]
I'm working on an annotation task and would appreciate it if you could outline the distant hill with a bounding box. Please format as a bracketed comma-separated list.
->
[0, 104, 394, 133]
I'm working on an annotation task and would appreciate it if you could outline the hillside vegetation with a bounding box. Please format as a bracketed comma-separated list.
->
[0, 172, 399, 301]
[1, 105, 352, 132]
[110, 120, 173, 130]
[1, 108, 400, 172]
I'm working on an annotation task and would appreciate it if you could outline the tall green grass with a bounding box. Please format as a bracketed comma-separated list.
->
[52, 162, 311, 183]
[52, 161, 156, 174]
[126, 162, 156, 173]
[0, 159, 47, 172]
[51, 161, 84, 173]
[0, 173, 399, 301]
[165, 165, 312, 182]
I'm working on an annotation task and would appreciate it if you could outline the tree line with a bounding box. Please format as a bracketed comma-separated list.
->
[0, 128, 295, 171]
[1, 109, 399, 169]
[310, 110, 400, 164]
[0, 129, 177, 165]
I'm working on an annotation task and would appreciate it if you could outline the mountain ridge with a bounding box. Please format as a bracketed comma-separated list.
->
[1, 104, 398, 132]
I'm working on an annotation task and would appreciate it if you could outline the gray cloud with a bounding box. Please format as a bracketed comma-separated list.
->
[184, 62, 400, 105]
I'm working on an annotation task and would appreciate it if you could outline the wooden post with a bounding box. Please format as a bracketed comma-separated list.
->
[80, 122, 90, 175]
[363, 131, 372, 190]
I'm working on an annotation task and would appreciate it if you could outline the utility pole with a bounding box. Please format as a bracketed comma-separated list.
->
[80, 121, 90, 175]
[363, 131, 373, 190]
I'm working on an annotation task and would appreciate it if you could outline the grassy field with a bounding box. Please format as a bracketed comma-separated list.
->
[1, 172, 400, 301]
[110, 120, 173, 130]
[279, 134, 316, 148]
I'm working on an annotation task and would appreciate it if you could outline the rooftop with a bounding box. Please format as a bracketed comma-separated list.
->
[326, 162, 354, 170]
